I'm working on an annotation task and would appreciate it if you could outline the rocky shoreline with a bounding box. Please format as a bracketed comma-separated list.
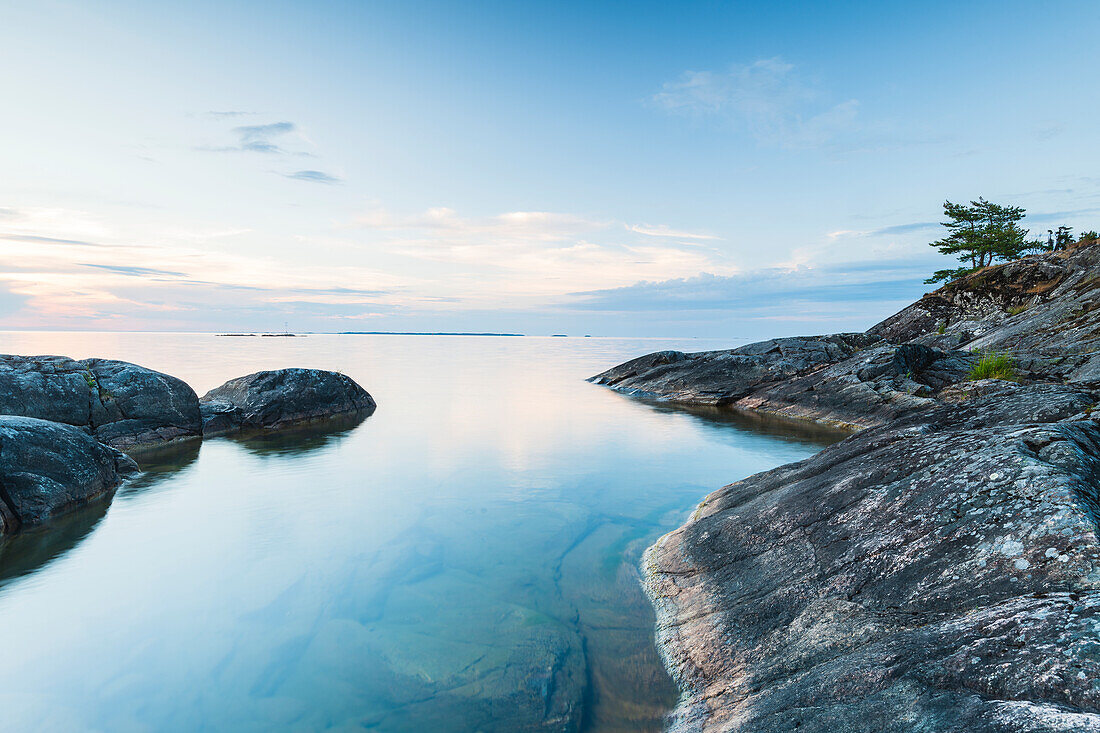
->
[593, 242, 1100, 731]
[0, 359, 375, 533]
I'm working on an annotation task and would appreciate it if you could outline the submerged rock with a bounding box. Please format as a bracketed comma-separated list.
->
[0, 355, 202, 451]
[200, 369, 376, 436]
[0, 416, 138, 533]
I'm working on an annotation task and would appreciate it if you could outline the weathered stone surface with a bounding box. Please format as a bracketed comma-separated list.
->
[645, 385, 1100, 732]
[591, 241, 1100, 731]
[593, 242, 1100, 429]
[0, 355, 201, 450]
[589, 335, 975, 430]
[871, 241, 1100, 362]
[200, 369, 376, 436]
[0, 416, 138, 533]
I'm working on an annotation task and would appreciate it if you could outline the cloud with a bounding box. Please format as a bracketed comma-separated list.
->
[0, 233, 108, 247]
[567, 260, 932, 313]
[869, 222, 940, 236]
[0, 282, 28, 317]
[651, 57, 859, 147]
[285, 170, 341, 184]
[348, 205, 738, 300]
[201, 121, 303, 155]
[80, 263, 186, 277]
[827, 222, 939, 239]
[628, 224, 720, 240]
[232, 121, 296, 153]
[206, 110, 251, 119]
[355, 206, 602, 237]
[1025, 207, 1100, 225]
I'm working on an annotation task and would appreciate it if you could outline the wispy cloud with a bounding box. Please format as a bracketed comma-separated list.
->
[566, 259, 931, 313]
[80, 263, 186, 277]
[201, 121, 304, 155]
[285, 170, 341, 184]
[1026, 207, 1100, 224]
[827, 222, 939, 240]
[0, 233, 108, 247]
[628, 223, 720, 240]
[231, 121, 296, 153]
[652, 57, 859, 147]
[352, 205, 735, 299]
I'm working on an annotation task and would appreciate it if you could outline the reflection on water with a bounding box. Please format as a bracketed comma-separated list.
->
[0, 501, 110, 589]
[0, 333, 840, 732]
[226, 411, 369, 458]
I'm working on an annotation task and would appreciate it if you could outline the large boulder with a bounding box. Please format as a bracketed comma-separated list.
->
[0, 416, 138, 533]
[199, 369, 376, 436]
[0, 355, 202, 451]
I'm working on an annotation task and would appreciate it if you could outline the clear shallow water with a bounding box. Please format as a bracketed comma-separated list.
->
[0, 333, 841, 732]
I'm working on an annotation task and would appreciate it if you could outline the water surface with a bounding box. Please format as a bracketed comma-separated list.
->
[0, 333, 839, 732]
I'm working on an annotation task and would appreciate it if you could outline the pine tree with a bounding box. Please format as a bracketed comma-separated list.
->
[925, 198, 1028, 283]
[1055, 225, 1075, 250]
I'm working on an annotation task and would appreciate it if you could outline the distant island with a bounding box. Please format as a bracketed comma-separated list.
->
[338, 331, 525, 337]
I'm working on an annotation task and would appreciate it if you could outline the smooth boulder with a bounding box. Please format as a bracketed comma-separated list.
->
[200, 369, 376, 436]
[0, 355, 202, 451]
[0, 416, 138, 533]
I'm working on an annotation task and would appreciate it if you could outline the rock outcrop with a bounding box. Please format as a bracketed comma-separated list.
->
[647, 385, 1100, 732]
[0, 416, 138, 533]
[592, 243, 1100, 430]
[590, 334, 972, 430]
[0, 355, 202, 450]
[199, 368, 376, 436]
[593, 241, 1100, 731]
[0, 357, 376, 534]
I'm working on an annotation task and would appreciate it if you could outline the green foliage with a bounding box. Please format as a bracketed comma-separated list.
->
[936, 323, 946, 335]
[925, 198, 1029, 283]
[1055, 225, 1075, 250]
[1007, 303, 1030, 316]
[967, 351, 1018, 382]
[1081, 230, 1099, 245]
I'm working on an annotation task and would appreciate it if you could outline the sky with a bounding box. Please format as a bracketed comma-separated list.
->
[1, 0, 1099, 338]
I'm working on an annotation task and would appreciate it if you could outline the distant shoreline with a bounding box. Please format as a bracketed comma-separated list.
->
[337, 331, 526, 337]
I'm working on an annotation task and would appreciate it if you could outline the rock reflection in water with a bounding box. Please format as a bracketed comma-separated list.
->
[0, 438, 201, 588]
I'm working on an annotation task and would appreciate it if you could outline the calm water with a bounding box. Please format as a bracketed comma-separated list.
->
[0, 333, 840, 732]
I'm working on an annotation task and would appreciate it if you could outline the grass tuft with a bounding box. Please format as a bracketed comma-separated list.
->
[967, 351, 1018, 382]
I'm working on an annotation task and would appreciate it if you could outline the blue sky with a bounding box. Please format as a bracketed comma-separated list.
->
[1, 0, 1098, 337]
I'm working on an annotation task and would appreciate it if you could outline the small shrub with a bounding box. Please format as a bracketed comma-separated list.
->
[937, 323, 946, 335]
[967, 351, 1018, 382]
[1007, 303, 1030, 316]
